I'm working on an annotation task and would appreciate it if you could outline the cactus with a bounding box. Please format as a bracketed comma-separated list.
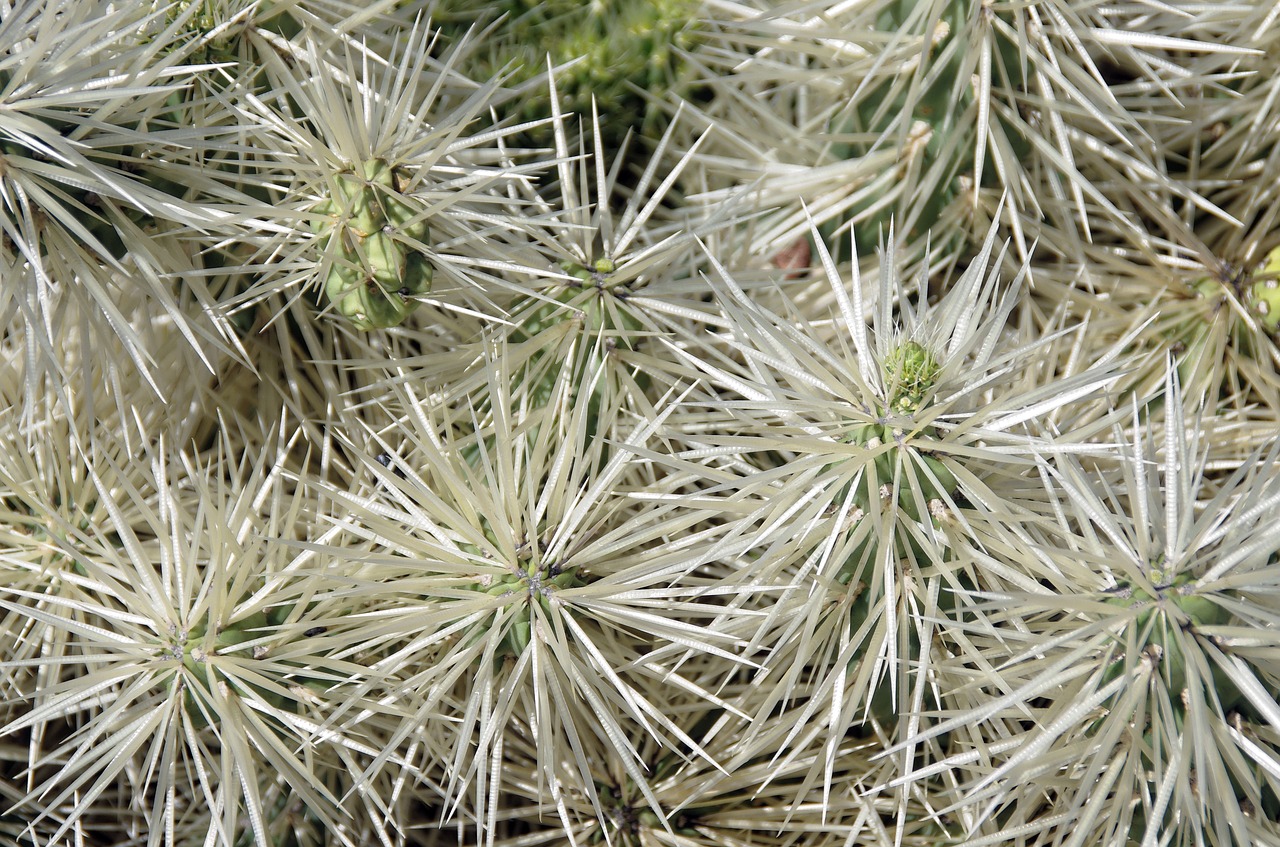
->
[165, 608, 289, 725]
[434, 0, 706, 152]
[6, 3, 1280, 847]
[465, 560, 587, 657]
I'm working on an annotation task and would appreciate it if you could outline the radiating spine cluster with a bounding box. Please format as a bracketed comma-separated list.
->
[2, 2, 1280, 847]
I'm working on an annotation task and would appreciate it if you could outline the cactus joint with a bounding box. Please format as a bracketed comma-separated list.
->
[311, 159, 433, 330]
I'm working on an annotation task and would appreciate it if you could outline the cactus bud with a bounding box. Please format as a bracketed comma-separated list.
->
[884, 340, 941, 414]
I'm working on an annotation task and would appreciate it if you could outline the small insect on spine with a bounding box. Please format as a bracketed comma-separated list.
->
[376, 451, 408, 479]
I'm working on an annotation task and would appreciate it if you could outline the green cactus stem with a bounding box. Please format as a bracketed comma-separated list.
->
[828, 341, 955, 520]
[831, 0, 1026, 256]
[1101, 570, 1238, 709]
[164, 609, 291, 725]
[521, 259, 644, 340]
[310, 158, 432, 330]
[507, 261, 647, 428]
[839, 422, 957, 519]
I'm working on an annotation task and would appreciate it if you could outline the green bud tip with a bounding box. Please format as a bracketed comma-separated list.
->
[884, 340, 942, 414]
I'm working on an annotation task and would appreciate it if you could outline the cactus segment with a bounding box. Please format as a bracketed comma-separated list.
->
[1102, 572, 1238, 708]
[832, 0, 1027, 254]
[311, 159, 432, 330]
[166, 609, 291, 725]
[828, 342, 954, 519]
[501, 262, 646, 434]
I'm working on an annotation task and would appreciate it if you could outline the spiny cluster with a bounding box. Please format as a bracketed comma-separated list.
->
[2, 2, 1280, 847]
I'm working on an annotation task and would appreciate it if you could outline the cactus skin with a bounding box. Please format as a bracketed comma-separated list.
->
[310, 159, 432, 330]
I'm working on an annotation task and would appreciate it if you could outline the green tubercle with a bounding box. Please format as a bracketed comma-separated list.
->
[166, 609, 289, 725]
[311, 159, 432, 331]
[1248, 246, 1280, 333]
[837, 421, 957, 522]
